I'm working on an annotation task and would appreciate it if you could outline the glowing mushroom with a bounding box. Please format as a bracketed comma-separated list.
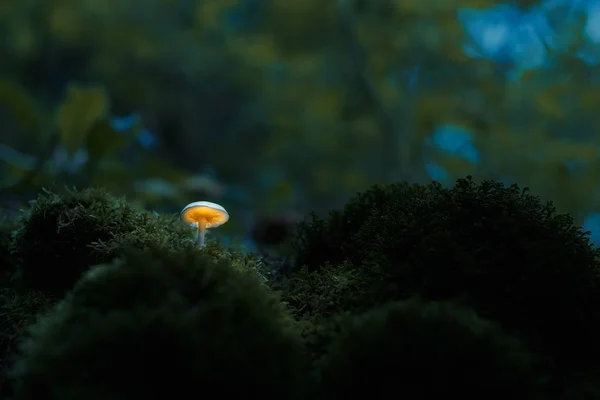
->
[180, 201, 229, 247]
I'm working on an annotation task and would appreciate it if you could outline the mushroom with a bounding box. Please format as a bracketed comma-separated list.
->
[180, 201, 229, 247]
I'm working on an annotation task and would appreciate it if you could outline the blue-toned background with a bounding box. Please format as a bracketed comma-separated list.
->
[1, 0, 600, 246]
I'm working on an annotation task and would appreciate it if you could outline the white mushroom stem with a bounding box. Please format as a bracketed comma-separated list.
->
[197, 220, 207, 247]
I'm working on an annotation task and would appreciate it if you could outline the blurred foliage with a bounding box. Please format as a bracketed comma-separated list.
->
[1, 0, 600, 235]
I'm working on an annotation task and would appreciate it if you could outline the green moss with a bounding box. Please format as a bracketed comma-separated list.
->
[315, 299, 546, 400]
[10, 246, 307, 400]
[3, 189, 271, 398]
[0, 288, 55, 399]
[0, 215, 20, 286]
[281, 262, 381, 319]
[288, 176, 600, 390]
[293, 316, 345, 372]
[199, 241, 276, 282]
[13, 188, 195, 295]
[293, 180, 413, 269]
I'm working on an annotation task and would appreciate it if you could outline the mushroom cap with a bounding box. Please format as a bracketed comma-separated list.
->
[180, 201, 229, 229]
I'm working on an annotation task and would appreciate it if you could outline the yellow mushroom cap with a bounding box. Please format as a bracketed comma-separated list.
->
[180, 201, 229, 228]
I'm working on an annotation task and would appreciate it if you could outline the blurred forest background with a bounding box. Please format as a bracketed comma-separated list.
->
[2, 0, 600, 248]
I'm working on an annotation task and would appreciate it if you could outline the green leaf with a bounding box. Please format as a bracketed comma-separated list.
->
[56, 84, 109, 155]
[91, 160, 135, 190]
[85, 119, 132, 161]
[0, 79, 43, 134]
[141, 156, 189, 183]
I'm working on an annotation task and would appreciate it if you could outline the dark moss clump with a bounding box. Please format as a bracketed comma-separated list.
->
[0, 288, 54, 399]
[10, 246, 307, 400]
[13, 188, 194, 295]
[200, 241, 277, 282]
[282, 261, 381, 319]
[0, 215, 20, 286]
[315, 299, 546, 400]
[289, 176, 600, 391]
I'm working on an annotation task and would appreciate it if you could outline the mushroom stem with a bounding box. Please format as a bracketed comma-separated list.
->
[197, 220, 207, 247]
[197, 228, 206, 247]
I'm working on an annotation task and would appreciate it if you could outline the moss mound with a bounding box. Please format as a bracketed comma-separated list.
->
[315, 299, 546, 400]
[294, 176, 600, 273]
[289, 176, 600, 390]
[0, 215, 20, 286]
[282, 261, 379, 319]
[13, 188, 194, 295]
[200, 241, 277, 282]
[10, 246, 306, 400]
[0, 288, 54, 399]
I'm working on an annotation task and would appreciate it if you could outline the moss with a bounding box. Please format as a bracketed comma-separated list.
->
[293, 316, 345, 372]
[10, 246, 307, 400]
[0, 215, 20, 286]
[0, 288, 55, 399]
[3, 189, 271, 398]
[280, 262, 382, 319]
[199, 241, 276, 282]
[315, 299, 546, 400]
[293, 180, 412, 270]
[288, 176, 600, 391]
[12, 188, 195, 295]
